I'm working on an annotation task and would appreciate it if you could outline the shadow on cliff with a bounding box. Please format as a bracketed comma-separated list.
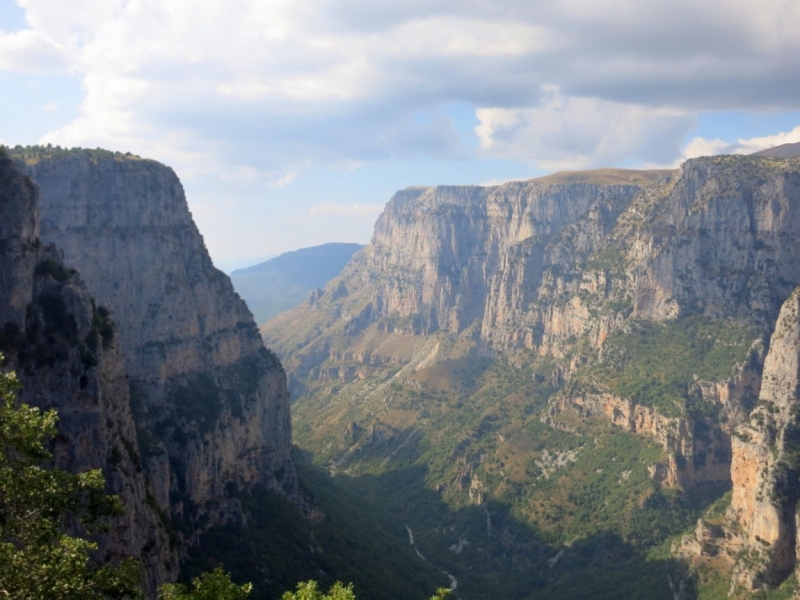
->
[182, 441, 699, 600]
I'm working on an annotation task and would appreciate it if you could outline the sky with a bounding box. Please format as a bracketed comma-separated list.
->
[1, 1, 800, 271]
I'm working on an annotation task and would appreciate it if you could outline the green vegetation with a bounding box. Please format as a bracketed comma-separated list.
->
[35, 258, 78, 283]
[281, 581, 354, 600]
[159, 567, 252, 600]
[281, 343, 725, 599]
[6, 144, 148, 165]
[182, 456, 449, 600]
[0, 356, 142, 599]
[279, 580, 453, 600]
[585, 315, 755, 416]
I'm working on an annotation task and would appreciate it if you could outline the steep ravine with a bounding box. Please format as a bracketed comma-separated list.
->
[10, 147, 302, 569]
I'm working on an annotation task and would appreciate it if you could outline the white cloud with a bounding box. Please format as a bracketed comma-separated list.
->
[6, 0, 800, 263]
[475, 87, 693, 169]
[682, 126, 800, 159]
[308, 203, 384, 218]
[4, 0, 800, 180]
[0, 29, 66, 71]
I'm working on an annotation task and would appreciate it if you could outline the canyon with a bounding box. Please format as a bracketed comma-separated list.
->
[4, 143, 800, 598]
[264, 155, 800, 597]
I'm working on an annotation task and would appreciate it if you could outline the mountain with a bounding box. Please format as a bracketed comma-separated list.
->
[0, 154, 174, 593]
[751, 141, 800, 159]
[8, 146, 302, 589]
[230, 243, 364, 325]
[262, 157, 800, 598]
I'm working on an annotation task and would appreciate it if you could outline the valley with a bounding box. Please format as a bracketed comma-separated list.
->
[3, 145, 800, 599]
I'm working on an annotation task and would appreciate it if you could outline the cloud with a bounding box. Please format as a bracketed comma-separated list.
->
[308, 203, 384, 218]
[475, 88, 693, 168]
[5, 0, 800, 176]
[682, 126, 800, 159]
[0, 29, 66, 71]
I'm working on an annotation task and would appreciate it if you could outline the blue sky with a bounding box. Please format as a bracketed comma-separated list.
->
[2, 0, 800, 271]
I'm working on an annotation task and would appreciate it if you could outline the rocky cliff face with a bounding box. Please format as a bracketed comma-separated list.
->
[14, 149, 299, 540]
[267, 158, 800, 364]
[0, 155, 174, 593]
[679, 287, 800, 592]
[265, 158, 800, 484]
[264, 170, 663, 373]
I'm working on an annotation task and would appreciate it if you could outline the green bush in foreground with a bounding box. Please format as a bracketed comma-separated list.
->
[158, 566, 252, 600]
[0, 355, 142, 599]
[281, 580, 453, 600]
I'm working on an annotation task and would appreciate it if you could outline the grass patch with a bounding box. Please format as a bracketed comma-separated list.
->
[585, 315, 755, 416]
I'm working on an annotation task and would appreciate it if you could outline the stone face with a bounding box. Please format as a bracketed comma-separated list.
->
[18, 151, 299, 545]
[266, 158, 800, 370]
[0, 155, 174, 593]
[723, 288, 800, 590]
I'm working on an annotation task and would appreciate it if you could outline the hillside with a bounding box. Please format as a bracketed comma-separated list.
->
[751, 141, 800, 159]
[231, 243, 364, 325]
[262, 155, 800, 598]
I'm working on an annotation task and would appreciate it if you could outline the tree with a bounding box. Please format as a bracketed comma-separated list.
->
[158, 566, 252, 600]
[280, 580, 454, 600]
[0, 356, 142, 599]
[281, 580, 355, 600]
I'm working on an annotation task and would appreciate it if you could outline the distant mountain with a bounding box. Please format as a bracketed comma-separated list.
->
[230, 242, 364, 324]
[751, 140, 800, 158]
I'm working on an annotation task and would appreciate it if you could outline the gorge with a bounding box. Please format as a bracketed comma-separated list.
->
[3, 145, 800, 599]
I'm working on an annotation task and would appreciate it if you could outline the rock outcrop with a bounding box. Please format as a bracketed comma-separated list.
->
[0, 154, 174, 593]
[681, 287, 800, 591]
[267, 157, 800, 368]
[13, 148, 299, 542]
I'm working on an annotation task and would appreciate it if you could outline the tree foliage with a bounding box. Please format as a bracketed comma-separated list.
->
[281, 580, 355, 600]
[0, 356, 142, 599]
[158, 566, 252, 600]
[280, 580, 452, 600]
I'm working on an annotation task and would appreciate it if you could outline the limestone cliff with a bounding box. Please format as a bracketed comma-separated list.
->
[0, 155, 174, 593]
[264, 169, 664, 374]
[12, 148, 299, 540]
[679, 287, 800, 592]
[265, 157, 800, 489]
[267, 157, 800, 361]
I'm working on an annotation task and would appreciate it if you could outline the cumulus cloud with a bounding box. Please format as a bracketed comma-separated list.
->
[0, 29, 66, 71]
[308, 203, 384, 218]
[4, 0, 800, 174]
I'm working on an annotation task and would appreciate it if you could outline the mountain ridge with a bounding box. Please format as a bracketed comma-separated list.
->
[232, 242, 364, 325]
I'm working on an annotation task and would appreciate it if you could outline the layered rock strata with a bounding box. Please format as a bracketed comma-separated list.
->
[13, 148, 299, 539]
[0, 155, 174, 592]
